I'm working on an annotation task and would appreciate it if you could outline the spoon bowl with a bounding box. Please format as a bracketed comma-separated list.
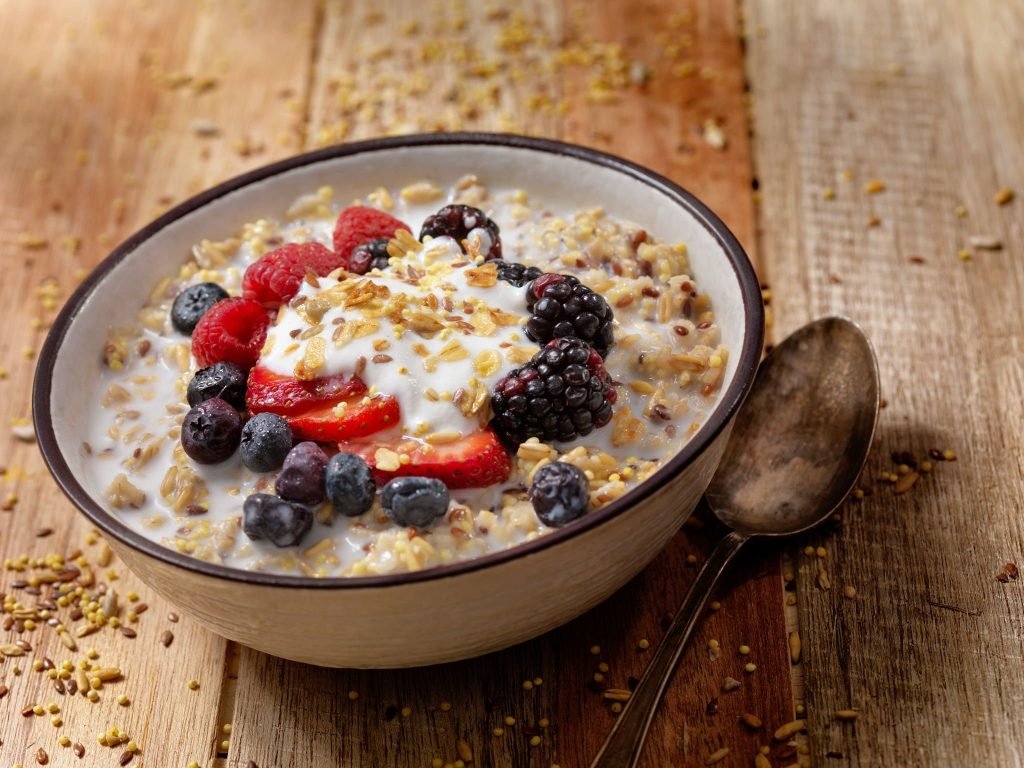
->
[591, 316, 880, 768]
[708, 315, 880, 536]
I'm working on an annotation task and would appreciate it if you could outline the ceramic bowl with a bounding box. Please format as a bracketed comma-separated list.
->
[34, 133, 763, 668]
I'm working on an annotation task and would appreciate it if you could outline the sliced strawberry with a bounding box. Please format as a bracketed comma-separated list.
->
[332, 206, 411, 268]
[343, 428, 511, 489]
[242, 242, 343, 309]
[246, 366, 367, 417]
[288, 395, 400, 442]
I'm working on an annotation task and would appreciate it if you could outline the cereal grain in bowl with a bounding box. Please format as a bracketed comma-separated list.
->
[35, 134, 763, 667]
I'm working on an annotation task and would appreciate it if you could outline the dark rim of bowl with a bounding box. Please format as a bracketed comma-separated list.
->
[33, 132, 764, 590]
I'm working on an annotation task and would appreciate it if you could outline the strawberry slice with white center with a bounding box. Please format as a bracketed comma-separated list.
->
[340, 427, 511, 490]
[246, 366, 399, 442]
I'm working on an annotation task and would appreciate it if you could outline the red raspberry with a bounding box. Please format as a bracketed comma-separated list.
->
[332, 206, 411, 267]
[242, 242, 342, 308]
[192, 297, 270, 370]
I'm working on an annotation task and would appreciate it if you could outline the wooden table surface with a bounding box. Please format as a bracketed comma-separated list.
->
[1, 1, 1021, 766]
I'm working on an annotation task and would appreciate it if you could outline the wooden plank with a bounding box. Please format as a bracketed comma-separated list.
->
[229, 2, 790, 767]
[747, 0, 1024, 764]
[0, 1, 316, 765]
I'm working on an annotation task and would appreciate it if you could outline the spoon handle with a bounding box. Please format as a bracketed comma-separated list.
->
[588, 529, 749, 768]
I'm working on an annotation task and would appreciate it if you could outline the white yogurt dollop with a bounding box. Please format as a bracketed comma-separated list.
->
[260, 236, 529, 439]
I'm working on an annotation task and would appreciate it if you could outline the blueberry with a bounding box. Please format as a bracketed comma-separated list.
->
[528, 461, 589, 527]
[171, 282, 229, 334]
[274, 441, 328, 506]
[242, 493, 313, 547]
[187, 361, 248, 410]
[180, 397, 242, 464]
[381, 477, 449, 528]
[240, 413, 293, 473]
[325, 453, 375, 517]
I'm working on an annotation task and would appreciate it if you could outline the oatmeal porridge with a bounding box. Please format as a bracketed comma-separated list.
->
[90, 176, 728, 577]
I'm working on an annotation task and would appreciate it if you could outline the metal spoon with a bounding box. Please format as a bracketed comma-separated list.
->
[590, 316, 880, 768]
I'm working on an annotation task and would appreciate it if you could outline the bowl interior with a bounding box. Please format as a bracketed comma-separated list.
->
[40, 135, 760, 584]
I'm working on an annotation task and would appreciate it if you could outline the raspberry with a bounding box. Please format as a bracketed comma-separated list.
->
[242, 242, 342, 308]
[347, 237, 391, 275]
[492, 260, 542, 287]
[525, 273, 615, 357]
[191, 297, 269, 370]
[419, 204, 502, 260]
[332, 207, 411, 268]
[490, 337, 616, 445]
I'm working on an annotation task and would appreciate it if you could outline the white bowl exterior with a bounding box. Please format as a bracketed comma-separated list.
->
[110, 423, 731, 667]
[43, 140, 753, 666]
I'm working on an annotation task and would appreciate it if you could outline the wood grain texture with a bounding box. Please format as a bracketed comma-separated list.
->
[747, 0, 1024, 764]
[0, 1, 316, 765]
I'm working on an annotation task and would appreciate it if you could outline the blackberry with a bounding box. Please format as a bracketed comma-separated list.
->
[490, 337, 617, 445]
[525, 273, 615, 356]
[419, 204, 502, 260]
[529, 461, 590, 527]
[493, 259, 542, 287]
[171, 282, 228, 335]
[348, 237, 391, 274]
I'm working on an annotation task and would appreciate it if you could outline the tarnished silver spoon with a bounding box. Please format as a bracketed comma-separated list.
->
[590, 316, 880, 768]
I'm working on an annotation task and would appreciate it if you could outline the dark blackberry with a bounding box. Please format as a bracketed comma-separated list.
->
[419, 204, 502, 260]
[525, 273, 615, 357]
[529, 461, 590, 527]
[490, 337, 617, 445]
[493, 259, 542, 287]
[348, 237, 391, 274]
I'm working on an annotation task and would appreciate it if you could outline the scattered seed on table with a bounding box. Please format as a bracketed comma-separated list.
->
[167, 611, 179, 622]
[722, 677, 742, 692]
[744, 663, 757, 673]
[530, 735, 542, 747]
[638, 638, 650, 650]
[36, 747, 49, 765]
[994, 186, 1015, 205]
[187, 679, 199, 690]
[789, 632, 801, 663]
[705, 746, 729, 764]
[119, 751, 134, 766]
[457, 740, 473, 761]
[844, 585, 857, 599]
[740, 713, 763, 730]
[590, 645, 601, 655]
[120, 626, 137, 638]
[739, 645, 751, 656]
[774, 719, 807, 740]
[835, 709, 860, 721]
[160, 630, 174, 647]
